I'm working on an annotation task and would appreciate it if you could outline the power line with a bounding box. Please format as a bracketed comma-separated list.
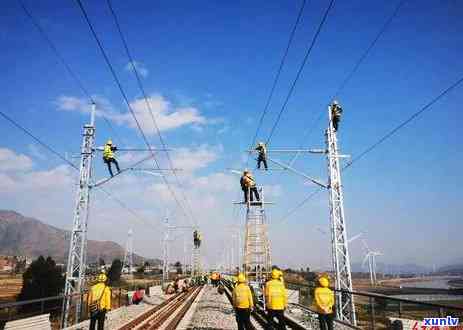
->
[287, 0, 406, 168]
[74, 0, 193, 225]
[265, 0, 336, 146]
[0, 110, 150, 225]
[345, 74, 463, 168]
[246, 0, 307, 165]
[17, 0, 123, 145]
[276, 74, 463, 223]
[105, 0, 199, 227]
[333, 0, 406, 99]
[0, 110, 78, 170]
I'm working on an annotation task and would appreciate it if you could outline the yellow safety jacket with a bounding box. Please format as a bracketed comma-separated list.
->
[314, 286, 334, 314]
[243, 175, 256, 188]
[103, 144, 114, 160]
[233, 283, 254, 309]
[88, 282, 111, 311]
[265, 279, 287, 310]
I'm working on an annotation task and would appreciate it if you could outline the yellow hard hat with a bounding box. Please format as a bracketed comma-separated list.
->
[271, 268, 280, 279]
[237, 273, 246, 283]
[106, 139, 113, 145]
[97, 273, 107, 283]
[318, 274, 330, 287]
[278, 269, 283, 278]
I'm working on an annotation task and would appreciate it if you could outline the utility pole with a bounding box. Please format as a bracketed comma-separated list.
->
[62, 103, 96, 328]
[326, 101, 356, 324]
[162, 217, 170, 288]
[123, 229, 134, 274]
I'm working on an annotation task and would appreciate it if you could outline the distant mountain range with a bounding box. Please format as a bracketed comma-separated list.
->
[0, 210, 160, 265]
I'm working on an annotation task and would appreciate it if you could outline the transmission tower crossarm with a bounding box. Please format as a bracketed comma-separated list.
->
[267, 157, 328, 188]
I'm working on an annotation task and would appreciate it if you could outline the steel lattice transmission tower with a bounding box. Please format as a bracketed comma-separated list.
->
[326, 101, 356, 324]
[123, 228, 134, 274]
[62, 104, 96, 327]
[243, 188, 272, 285]
[191, 243, 201, 279]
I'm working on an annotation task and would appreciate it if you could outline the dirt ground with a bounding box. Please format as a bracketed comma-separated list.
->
[0, 275, 23, 302]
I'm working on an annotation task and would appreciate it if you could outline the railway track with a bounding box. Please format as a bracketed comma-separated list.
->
[116, 285, 203, 330]
[221, 280, 307, 330]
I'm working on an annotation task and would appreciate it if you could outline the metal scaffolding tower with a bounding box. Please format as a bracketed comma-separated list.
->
[162, 217, 170, 288]
[62, 104, 96, 327]
[123, 228, 134, 274]
[326, 101, 356, 324]
[243, 188, 272, 285]
[192, 245, 201, 279]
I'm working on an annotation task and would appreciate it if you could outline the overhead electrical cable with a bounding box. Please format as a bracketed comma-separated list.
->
[276, 74, 463, 223]
[285, 0, 407, 170]
[17, 0, 123, 145]
[0, 110, 151, 226]
[246, 0, 307, 166]
[74, 0, 193, 225]
[265, 0, 336, 146]
[106, 0, 199, 227]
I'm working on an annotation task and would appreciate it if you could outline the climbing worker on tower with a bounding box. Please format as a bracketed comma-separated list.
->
[331, 100, 343, 132]
[232, 273, 254, 330]
[103, 139, 120, 177]
[193, 230, 201, 248]
[255, 142, 268, 171]
[88, 272, 111, 330]
[240, 170, 260, 203]
[314, 274, 335, 330]
[265, 268, 288, 329]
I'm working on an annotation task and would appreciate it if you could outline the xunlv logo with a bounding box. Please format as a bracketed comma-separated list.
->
[423, 317, 460, 327]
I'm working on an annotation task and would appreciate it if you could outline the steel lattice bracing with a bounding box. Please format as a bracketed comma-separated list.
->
[62, 106, 96, 327]
[192, 246, 201, 279]
[326, 104, 356, 324]
[243, 190, 271, 285]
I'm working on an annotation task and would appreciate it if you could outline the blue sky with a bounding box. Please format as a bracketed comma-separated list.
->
[1, 0, 462, 270]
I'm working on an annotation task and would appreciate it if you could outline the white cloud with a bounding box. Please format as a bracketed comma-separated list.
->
[56, 94, 208, 134]
[28, 144, 47, 160]
[0, 148, 33, 171]
[170, 144, 221, 172]
[112, 95, 207, 133]
[0, 165, 75, 193]
[125, 61, 149, 78]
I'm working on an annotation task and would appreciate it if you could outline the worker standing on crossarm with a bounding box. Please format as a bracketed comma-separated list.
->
[314, 274, 335, 330]
[103, 139, 120, 177]
[241, 170, 260, 203]
[331, 100, 343, 132]
[88, 273, 111, 330]
[233, 273, 254, 330]
[265, 268, 287, 329]
[255, 142, 268, 171]
[193, 230, 201, 248]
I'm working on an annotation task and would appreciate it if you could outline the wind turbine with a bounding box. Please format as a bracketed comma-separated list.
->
[362, 240, 382, 286]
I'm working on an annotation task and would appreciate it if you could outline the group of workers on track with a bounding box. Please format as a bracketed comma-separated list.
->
[230, 268, 335, 330]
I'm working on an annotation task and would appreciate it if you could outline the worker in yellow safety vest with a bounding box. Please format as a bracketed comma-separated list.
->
[103, 139, 120, 177]
[241, 170, 260, 203]
[314, 274, 335, 330]
[88, 273, 111, 330]
[232, 273, 254, 330]
[255, 142, 268, 171]
[265, 268, 287, 329]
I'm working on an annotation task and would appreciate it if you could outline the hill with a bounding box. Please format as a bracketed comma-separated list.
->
[0, 210, 160, 265]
